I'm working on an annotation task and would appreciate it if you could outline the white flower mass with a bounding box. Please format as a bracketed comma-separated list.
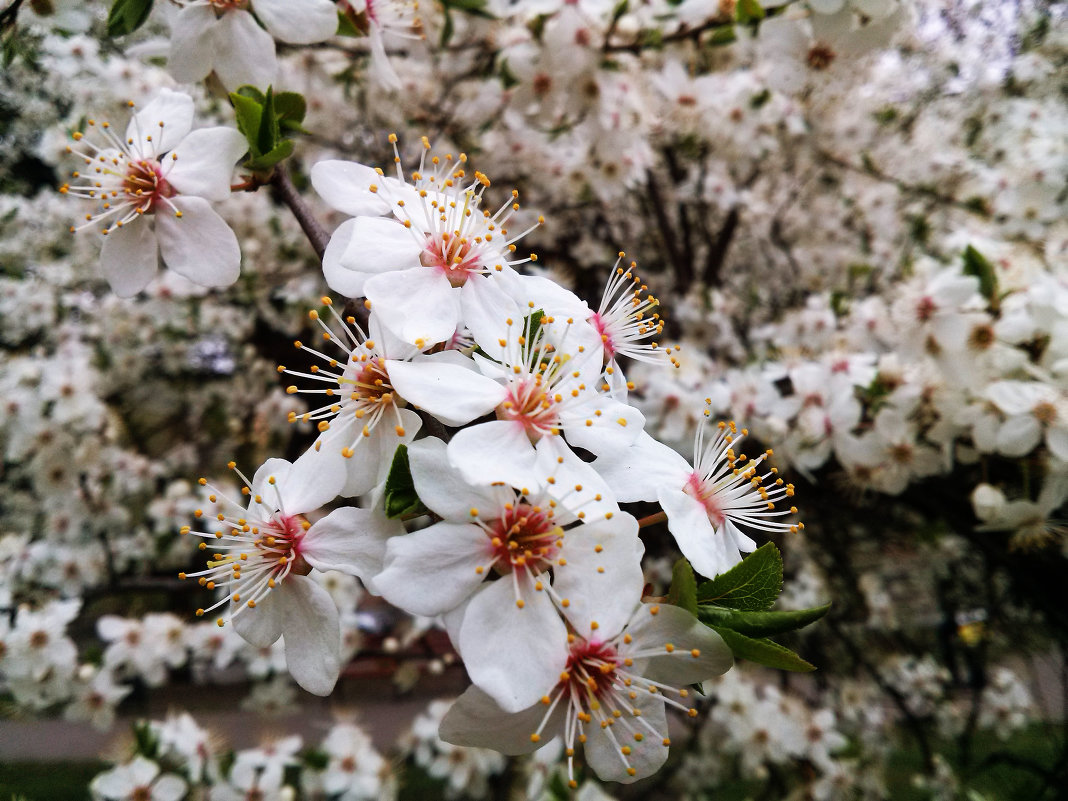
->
[0, 0, 1064, 797]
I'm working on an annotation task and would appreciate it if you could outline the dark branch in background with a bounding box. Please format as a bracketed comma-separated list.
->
[0, 0, 26, 32]
[270, 164, 330, 261]
[645, 171, 689, 293]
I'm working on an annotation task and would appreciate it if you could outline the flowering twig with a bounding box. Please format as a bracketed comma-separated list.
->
[637, 510, 668, 528]
[269, 164, 329, 260]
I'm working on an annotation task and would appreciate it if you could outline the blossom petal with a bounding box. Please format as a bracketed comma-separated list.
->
[213, 10, 278, 90]
[311, 160, 391, 217]
[582, 692, 669, 783]
[166, 128, 248, 201]
[387, 355, 505, 427]
[365, 268, 462, 347]
[99, 220, 159, 297]
[279, 575, 342, 696]
[659, 486, 731, 579]
[151, 774, 188, 801]
[408, 437, 505, 520]
[232, 587, 284, 648]
[447, 420, 540, 489]
[302, 506, 405, 581]
[459, 573, 569, 713]
[594, 431, 691, 502]
[253, 0, 338, 43]
[126, 88, 194, 160]
[375, 522, 490, 616]
[155, 196, 241, 288]
[439, 685, 559, 755]
[322, 219, 367, 297]
[281, 447, 347, 513]
[339, 216, 423, 274]
[166, 6, 217, 85]
[622, 602, 733, 686]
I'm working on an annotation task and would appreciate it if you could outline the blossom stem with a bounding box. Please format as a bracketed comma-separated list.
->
[269, 164, 330, 260]
[637, 511, 667, 528]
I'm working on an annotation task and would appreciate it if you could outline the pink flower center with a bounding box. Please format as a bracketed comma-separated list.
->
[489, 502, 560, 572]
[497, 376, 559, 440]
[420, 232, 478, 287]
[123, 159, 174, 213]
[590, 312, 616, 360]
[260, 514, 311, 577]
[683, 472, 726, 527]
[562, 638, 620, 703]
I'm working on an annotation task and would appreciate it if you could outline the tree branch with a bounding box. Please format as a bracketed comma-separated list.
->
[269, 165, 330, 261]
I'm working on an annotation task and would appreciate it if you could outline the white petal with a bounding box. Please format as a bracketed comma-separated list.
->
[213, 10, 278, 91]
[326, 407, 420, 498]
[281, 446, 347, 513]
[562, 395, 644, 457]
[375, 522, 490, 616]
[165, 128, 248, 201]
[1047, 427, 1068, 462]
[155, 196, 240, 288]
[593, 430, 690, 502]
[151, 775, 188, 801]
[439, 685, 558, 755]
[622, 602, 733, 686]
[167, 6, 217, 85]
[90, 765, 135, 799]
[339, 216, 423, 274]
[582, 692, 669, 783]
[126, 89, 194, 160]
[459, 273, 521, 361]
[535, 437, 619, 520]
[387, 355, 505, 427]
[408, 437, 504, 520]
[459, 574, 569, 713]
[301, 506, 405, 581]
[253, 0, 338, 43]
[555, 514, 644, 639]
[99, 220, 159, 297]
[311, 160, 391, 217]
[659, 486, 732, 579]
[127, 756, 161, 788]
[279, 575, 342, 696]
[447, 420, 540, 489]
[996, 415, 1042, 457]
[365, 268, 462, 347]
[233, 588, 284, 648]
[322, 219, 367, 297]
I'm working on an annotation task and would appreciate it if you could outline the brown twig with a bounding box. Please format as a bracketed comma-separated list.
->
[269, 165, 330, 261]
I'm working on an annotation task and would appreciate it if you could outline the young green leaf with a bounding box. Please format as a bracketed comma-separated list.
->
[244, 140, 295, 172]
[384, 444, 429, 519]
[667, 559, 699, 616]
[711, 626, 815, 672]
[698, 603, 830, 637]
[695, 542, 783, 610]
[107, 0, 154, 37]
[962, 244, 998, 305]
[257, 87, 280, 159]
[229, 92, 265, 155]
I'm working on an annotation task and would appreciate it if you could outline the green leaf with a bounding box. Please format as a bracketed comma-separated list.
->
[707, 25, 736, 46]
[695, 542, 782, 610]
[698, 603, 830, 637]
[384, 445, 429, 519]
[244, 139, 295, 172]
[107, 0, 154, 37]
[440, 8, 455, 47]
[962, 245, 998, 305]
[234, 85, 266, 105]
[229, 92, 264, 156]
[735, 0, 764, 24]
[337, 9, 364, 37]
[273, 92, 307, 125]
[667, 559, 698, 616]
[257, 86, 280, 159]
[711, 626, 815, 672]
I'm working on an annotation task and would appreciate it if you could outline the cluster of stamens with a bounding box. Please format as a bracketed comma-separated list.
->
[281, 298, 409, 458]
[177, 464, 309, 627]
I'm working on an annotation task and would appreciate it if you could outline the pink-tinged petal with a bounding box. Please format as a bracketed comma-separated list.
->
[155, 196, 240, 288]
[151, 774, 188, 801]
[621, 602, 733, 687]
[278, 575, 342, 696]
[658, 485, 729, 579]
[365, 268, 461, 347]
[166, 127, 248, 201]
[311, 160, 391, 217]
[562, 395, 644, 457]
[213, 10, 277, 90]
[555, 513, 644, 639]
[387, 355, 506, 427]
[339, 216, 423, 274]
[408, 437, 505, 520]
[439, 685, 560, 755]
[232, 588, 284, 648]
[99, 219, 159, 297]
[322, 219, 366, 297]
[281, 447, 346, 513]
[376, 522, 490, 616]
[447, 420, 539, 489]
[125, 89, 194, 160]
[459, 573, 569, 713]
[582, 692, 669, 783]
[167, 6, 217, 85]
[302, 506, 405, 581]
[253, 0, 338, 43]
[593, 431, 691, 502]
